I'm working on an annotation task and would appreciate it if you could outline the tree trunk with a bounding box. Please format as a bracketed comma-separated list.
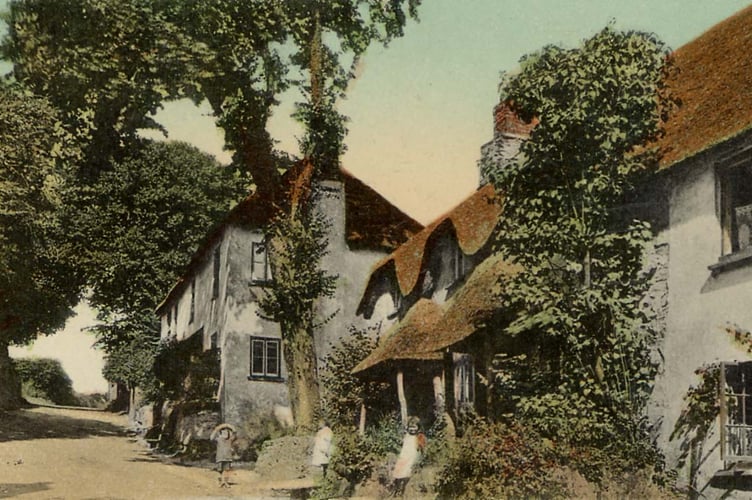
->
[397, 369, 408, 426]
[0, 340, 24, 410]
[280, 318, 321, 433]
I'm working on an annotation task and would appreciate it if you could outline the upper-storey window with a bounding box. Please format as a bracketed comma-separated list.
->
[251, 241, 271, 284]
[212, 246, 221, 299]
[720, 163, 752, 256]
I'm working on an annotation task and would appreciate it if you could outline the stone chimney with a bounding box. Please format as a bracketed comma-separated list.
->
[478, 100, 537, 186]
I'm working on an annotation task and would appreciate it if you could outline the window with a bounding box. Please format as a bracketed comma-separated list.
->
[453, 353, 475, 407]
[166, 312, 172, 338]
[387, 291, 403, 320]
[721, 361, 752, 464]
[720, 164, 752, 256]
[250, 337, 281, 379]
[212, 247, 221, 299]
[210, 332, 219, 351]
[173, 304, 178, 327]
[251, 241, 271, 284]
[189, 278, 196, 324]
[451, 246, 466, 282]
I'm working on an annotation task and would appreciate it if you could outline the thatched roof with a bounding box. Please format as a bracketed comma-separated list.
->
[432, 253, 520, 352]
[352, 299, 444, 373]
[353, 253, 519, 374]
[658, 4, 752, 168]
[361, 184, 501, 304]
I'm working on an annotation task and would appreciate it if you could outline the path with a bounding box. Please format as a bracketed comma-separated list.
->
[0, 406, 302, 499]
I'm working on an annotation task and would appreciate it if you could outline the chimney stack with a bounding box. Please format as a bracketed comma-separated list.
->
[478, 101, 537, 186]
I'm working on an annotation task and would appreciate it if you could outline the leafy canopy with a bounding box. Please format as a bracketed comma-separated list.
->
[0, 84, 82, 346]
[3, 0, 421, 190]
[77, 141, 243, 388]
[2, 0, 204, 172]
[485, 26, 673, 476]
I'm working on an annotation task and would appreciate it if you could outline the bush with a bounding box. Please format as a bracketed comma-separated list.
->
[319, 325, 393, 428]
[436, 418, 567, 499]
[75, 392, 108, 409]
[14, 358, 77, 406]
[313, 414, 402, 498]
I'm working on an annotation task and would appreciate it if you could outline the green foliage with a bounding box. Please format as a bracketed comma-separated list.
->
[76, 141, 243, 320]
[483, 26, 673, 483]
[4, 0, 420, 190]
[3, 0, 205, 170]
[73, 141, 242, 388]
[14, 357, 77, 406]
[102, 334, 159, 395]
[315, 413, 402, 498]
[0, 84, 82, 348]
[277, 0, 422, 175]
[256, 205, 338, 429]
[320, 325, 392, 428]
[3, 1, 421, 422]
[152, 336, 220, 403]
[258, 210, 337, 327]
[436, 418, 566, 499]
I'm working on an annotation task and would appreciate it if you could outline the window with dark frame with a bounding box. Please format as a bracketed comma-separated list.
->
[250, 337, 281, 379]
[251, 241, 271, 284]
[720, 163, 752, 256]
[212, 247, 221, 299]
[721, 361, 752, 465]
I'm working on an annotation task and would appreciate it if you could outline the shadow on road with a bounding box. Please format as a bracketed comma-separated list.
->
[0, 409, 125, 442]
[0, 482, 52, 498]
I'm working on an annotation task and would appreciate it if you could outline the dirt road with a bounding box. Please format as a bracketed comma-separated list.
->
[0, 406, 292, 499]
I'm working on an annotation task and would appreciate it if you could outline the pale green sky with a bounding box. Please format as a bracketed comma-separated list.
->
[5, 1, 752, 392]
[148, 0, 752, 224]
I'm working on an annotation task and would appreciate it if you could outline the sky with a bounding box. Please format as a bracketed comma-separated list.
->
[5, 1, 752, 394]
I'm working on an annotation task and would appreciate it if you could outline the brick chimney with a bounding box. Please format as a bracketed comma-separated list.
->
[478, 100, 537, 186]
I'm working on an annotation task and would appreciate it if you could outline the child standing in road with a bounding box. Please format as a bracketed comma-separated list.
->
[210, 423, 236, 488]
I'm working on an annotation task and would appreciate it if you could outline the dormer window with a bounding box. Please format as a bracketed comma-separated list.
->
[388, 292, 403, 320]
[251, 241, 271, 284]
[452, 246, 466, 282]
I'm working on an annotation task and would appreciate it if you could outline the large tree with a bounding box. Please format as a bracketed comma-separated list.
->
[77, 141, 244, 393]
[2, 0, 204, 176]
[484, 26, 674, 475]
[2, 0, 421, 428]
[0, 85, 82, 409]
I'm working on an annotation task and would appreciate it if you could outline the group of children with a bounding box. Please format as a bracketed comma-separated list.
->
[209, 416, 426, 495]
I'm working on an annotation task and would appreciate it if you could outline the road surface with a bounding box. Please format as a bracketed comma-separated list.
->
[0, 406, 303, 499]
